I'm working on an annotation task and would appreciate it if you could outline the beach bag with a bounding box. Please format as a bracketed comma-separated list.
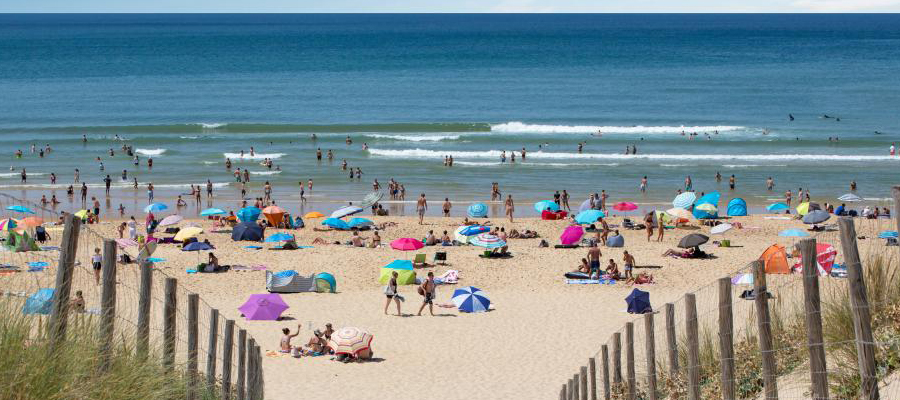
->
[417, 285, 425, 296]
[383, 285, 395, 295]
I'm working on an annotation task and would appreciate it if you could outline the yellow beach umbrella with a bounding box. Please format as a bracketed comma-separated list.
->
[796, 202, 810, 216]
[304, 212, 325, 219]
[174, 226, 203, 242]
[695, 203, 717, 213]
[74, 210, 88, 219]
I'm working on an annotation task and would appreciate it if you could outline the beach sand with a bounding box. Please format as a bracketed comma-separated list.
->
[6, 213, 896, 400]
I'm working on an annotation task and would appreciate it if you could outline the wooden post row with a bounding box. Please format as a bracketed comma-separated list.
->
[136, 259, 152, 359]
[644, 313, 657, 400]
[601, 345, 611, 400]
[838, 218, 879, 399]
[718, 277, 735, 400]
[665, 302, 679, 375]
[207, 308, 219, 389]
[236, 329, 247, 400]
[799, 238, 829, 400]
[589, 357, 597, 400]
[98, 239, 117, 373]
[163, 278, 177, 370]
[222, 319, 235, 400]
[753, 260, 779, 399]
[612, 332, 622, 384]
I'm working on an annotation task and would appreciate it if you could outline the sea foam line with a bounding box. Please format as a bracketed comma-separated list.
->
[135, 148, 166, 156]
[364, 134, 461, 142]
[223, 153, 285, 160]
[490, 122, 745, 134]
[367, 148, 898, 162]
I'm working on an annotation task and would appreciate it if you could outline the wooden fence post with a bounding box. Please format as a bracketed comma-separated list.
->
[236, 329, 247, 400]
[187, 293, 199, 400]
[753, 260, 779, 399]
[625, 322, 635, 400]
[567, 378, 574, 400]
[644, 313, 658, 400]
[222, 319, 234, 400]
[718, 277, 735, 400]
[254, 345, 264, 400]
[162, 278, 177, 370]
[838, 217, 879, 399]
[97, 239, 117, 373]
[685, 293, 701, 400]
[601, 345, 611, 400]
[573, 373, 580, 400]
[136, 259, 152, 359]
[893, 186, 900, 260]
[589, 357, 597, 400]
[247, 338, 257, 400]
[799, 238, 829, 400]
[580, 366, 588, 400]
[207, 309, 219, 389]
[49, 215, 80, 349]
[665, 302, 679, 375]
[612, 332, 622, 384]
[560, 384, 566, 400]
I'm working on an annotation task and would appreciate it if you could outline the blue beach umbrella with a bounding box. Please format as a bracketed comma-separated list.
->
[6, 205, 35, 214]
[779, 229, 809, 237]
[534, 200, 560, 213]
[183, 242, 213, 251]
[237, 207, 261, 223]
[459, 225, 490, 236]
[322, 218, 350, 230]
[767, 203, 789, 212]
[672, 192, 696, 209]
[452, 286, 491, 313]
[144, 203, 168, 213]
[467, 203, 488, 218]
[265, 233, 295, 243]
[201, 208, 226, 216]
[469, 233, 506, 248]
[348, 218, 374, 228]
[802, 210, 831, 225]
[575, 209, 605, 225]
[877, 231, 898, 239]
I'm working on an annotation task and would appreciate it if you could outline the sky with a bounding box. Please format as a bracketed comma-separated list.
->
[2, 0, 900, 13]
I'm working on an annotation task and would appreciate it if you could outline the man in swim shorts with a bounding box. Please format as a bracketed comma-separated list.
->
[417, 193, 427, 224]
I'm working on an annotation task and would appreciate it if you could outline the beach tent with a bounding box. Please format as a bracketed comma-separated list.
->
[5, 230, 39, 252]
[625, 289, 652, 314]
[467, 203, 488, 218]
[315, 273, 337, 293]
[759, 244, 790, 274]
[541, 210, 568, 220]
[692, 192, 720, 219]
[237, 207, 261, 223]
[379, 260, 416, 285]
[266, 270, 316, 293]
[607, 235, 624, 248]
[727, 198, 748, 217]
[232, 222, 265, 242]
[23, 288, 55, 315]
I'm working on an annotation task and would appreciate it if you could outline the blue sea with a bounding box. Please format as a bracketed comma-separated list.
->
[1, 14, 899, 216]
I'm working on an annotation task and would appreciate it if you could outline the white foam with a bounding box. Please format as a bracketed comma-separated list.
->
[453, 161, 501, 166]
[135, 148, 166, 156]
[660, 164, 690, 167]
[722, 164, 788, 168]
[367, 148, 899, 162]
[365, 134, 461, 142]
[223, 153, 285, 160]
[250, 170, 282, 175]
[0, 172, 46, 178]
[180, 136, 200, 139]
[202, 161, 218, 165]
[197, 123, 226, 129]
[490, 122, 745, 134]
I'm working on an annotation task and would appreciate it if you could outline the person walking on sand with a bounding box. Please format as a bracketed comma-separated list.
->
[505, 194, 515, 222]
[644, 212, 654, 242]
[91, 247, 102, 285]
[623, 251, 636, 280]
[442, 198, 451, 217]
[417, 193, 427, 225]
[384, 271, 403, 316]
[417, 272, 436, 316]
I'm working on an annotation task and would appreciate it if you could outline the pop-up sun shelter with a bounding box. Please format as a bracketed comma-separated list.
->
[379, 260, 416, 285]
[727, 198, 748, 217]
[759, 244, 790, 274]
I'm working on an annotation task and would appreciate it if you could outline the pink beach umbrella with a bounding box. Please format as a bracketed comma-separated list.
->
[560, 225, 584, 246]
[238, 293, 289, 321]
[391, 238, 424, 251]
[613, 202, 638, 212]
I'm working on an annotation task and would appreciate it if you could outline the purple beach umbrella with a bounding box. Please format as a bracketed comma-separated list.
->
[238, 293, 289, 321]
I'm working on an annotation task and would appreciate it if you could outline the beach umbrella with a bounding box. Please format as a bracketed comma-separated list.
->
[625, 289, 652, 314]
[360, 192, 383, 208]
[174, 226, 203, 242]
[678, 233, 709, 248]
[322, 218, 350, 230]
[731, 273, 754, 285]
[329, 326, 374, 356]
[115, 238, 138, 248]
[695, 203, 717, 213]
[19, 216, 43, 228]
[838, 193, 863, 202]
[391, 238, 424, 251]
[74, 210, 89, 219]
[453, 226, 472, 244]
[182, 241, 213, 264]
[534, 200, 560, 213]
[672, 192, 696, 209]
[779, 229, 809, 237]
[802, 210, 830, 225]
[347, 218, 374, 228]
[237, 207, 261, 223]
[331, 206, 363, 219]
[578, 198, 594, 212]
[560, 225, 584, 245]
[767, 203, 789, 212]
[144, 203, 168, 213]
[666, 207, 693, 220]
[262, 205, 286, 215]
[710, 223, 733, 235]
[878, 231, 899, 239]
[796, 202, 811, 216]
[304, 211, 325, 219]
[265, 233, 295, 243]
[470, 233, 506, 249]
[467, 203, 488, 218]
[612, 202, 638, 212]
[795, 243, 838, 276]
[6, 205, 35, 214]
[379, 260, 416, 285]
[452, 286, 491, 313]
[574, 209, 605, 225]
[200, 208, 226, 216]
[238, 293, 289, 321]
[0, 218, 17, 231]
[158, 215, 183, 227]
[458, 225, 490, 236]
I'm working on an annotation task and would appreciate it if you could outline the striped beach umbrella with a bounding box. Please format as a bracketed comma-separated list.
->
[672, 192, 696, 209]
[331, 206, 363, 219]
[158, 215, 183, 227]
[329, 326, 374, 356]
[360, 192, 383, 208]
[469, 233, 506, 249]
[452, 286, 491, 313]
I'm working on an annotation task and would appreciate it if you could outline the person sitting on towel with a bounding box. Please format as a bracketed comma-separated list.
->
[350, 231, 366, 247]
[440, 231, 452, 246]
[605, 258, 621, 279]
[205, 252, 220, 272]
[573, 258, 591, 274]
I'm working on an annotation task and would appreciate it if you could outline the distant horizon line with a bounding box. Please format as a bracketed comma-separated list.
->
[2, 12, 899, 14]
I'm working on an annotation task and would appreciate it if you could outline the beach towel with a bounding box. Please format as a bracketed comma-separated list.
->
[554, 244, 580, 249]
[437, 270, 459, 284]
[565, 279, 616, 285]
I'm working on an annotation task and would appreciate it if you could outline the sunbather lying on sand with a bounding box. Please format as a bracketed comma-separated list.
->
[509, 229, 538, 239]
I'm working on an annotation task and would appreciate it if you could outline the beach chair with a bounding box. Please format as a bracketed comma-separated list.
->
[413, 253, 427, 268]
[434, 252, 447, 265]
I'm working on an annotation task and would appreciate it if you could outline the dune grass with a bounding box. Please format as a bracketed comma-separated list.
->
[0, 299, 219, 400]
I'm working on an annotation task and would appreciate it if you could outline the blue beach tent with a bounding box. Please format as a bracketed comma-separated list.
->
[727, 198, 748, 217]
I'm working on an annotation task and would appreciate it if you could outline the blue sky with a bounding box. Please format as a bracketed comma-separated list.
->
[3, 0, 900, 13]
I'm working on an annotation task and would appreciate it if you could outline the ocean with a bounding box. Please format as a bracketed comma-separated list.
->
[1, 14, 899, 216]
